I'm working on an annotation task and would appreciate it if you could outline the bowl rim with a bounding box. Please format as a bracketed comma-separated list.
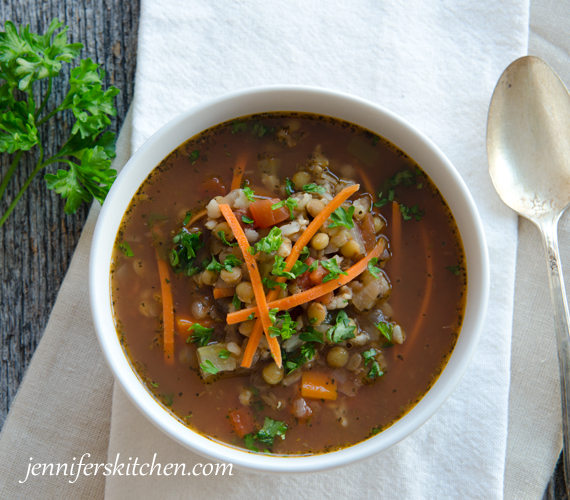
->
[89, 84, 489, 474]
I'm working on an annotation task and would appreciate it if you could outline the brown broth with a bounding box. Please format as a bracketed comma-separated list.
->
[110, 112, 466, 455]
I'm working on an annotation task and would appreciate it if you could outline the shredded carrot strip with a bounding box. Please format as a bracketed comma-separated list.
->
[230, 154, 247, 191]
[213, 286, 235, 299]
[218, 204, 282, 367]
[184, 209, 208, 228]
[240, 183, 360, 368]
[391, 201, 401, 278]
[354, 164, 375, 200]
[156, 252, 175, 364]
[229, 237, 387, 324]
[409, 224, 433, 339]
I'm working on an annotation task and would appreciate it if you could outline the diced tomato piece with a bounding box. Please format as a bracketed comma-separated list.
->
[310, 264, 328, 285]
[249, 199, 289, 228]
[228, 408, 255, 438]
[201, 175, 226, 197]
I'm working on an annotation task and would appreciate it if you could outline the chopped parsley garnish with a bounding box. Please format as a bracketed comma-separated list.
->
[327, 310, 356, 343]
[243, 186, 256, 202]
[329, 206, 355, 229]
[204, 254, 242, 273]
[299, 246, 310, 262]
[373, 169, 425, 221]
[268, 308, 279, 324]
[321, 259, 348, 283]
[251, 122, 273, 137]
[187, 324, 214, 347]
[243, 417, 288, 451]
[200, 360, 219, 375]
[262, 277, 287, 290]
[362, 349, 383, 379]
[446, 265, 462, 276]
[268, 312, 297, 339]
[231, 121, 247, 134]
[254, 417, 288, 445]
[232, 293, 241, 311]
[271, 197, 298, 220]
[242, 215, 254, 225]
[170, 229, 203, 276]
[399, 203, 425, 221]
[182, 211, 193, 226]
[367, 257, 382, 278]
[189, 150, 200, 164]
[375, 322, 393, 343]
[285, 178, 295, 196]
[218, 350, 231, 359]
[247, 313, 256, 320]
[299, 327, 324, 343]
[118, 241, 133, 257]
[302, 183, 326, 194]
[218, 231, 238, 247]
[250, 226, 283, 254]
[284, 342, 316, 372]
[270, 255, 309, 280]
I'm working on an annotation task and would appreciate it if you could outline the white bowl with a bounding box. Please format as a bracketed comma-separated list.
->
[89, 86, 489, 474]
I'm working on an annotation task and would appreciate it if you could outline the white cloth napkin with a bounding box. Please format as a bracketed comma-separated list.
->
[105, 1, 530, 498]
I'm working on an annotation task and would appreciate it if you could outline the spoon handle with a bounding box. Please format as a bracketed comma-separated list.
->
[540, 215, 570, 487]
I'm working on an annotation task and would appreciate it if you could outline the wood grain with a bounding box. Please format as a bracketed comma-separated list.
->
[0, 0, 139, 427]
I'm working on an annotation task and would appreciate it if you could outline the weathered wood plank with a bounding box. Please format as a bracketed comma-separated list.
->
[0, 0, 139, 428]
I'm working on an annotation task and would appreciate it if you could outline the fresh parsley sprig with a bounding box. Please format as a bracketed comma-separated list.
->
[0, 19, 120, 227]
[271, 197, 298, 220]
[329, 206, 355, 229]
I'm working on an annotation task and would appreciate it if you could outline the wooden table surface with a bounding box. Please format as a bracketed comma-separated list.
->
[0, 1, 565, 498]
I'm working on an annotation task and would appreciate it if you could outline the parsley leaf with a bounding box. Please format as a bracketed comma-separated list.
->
[200, 359, 219, 375]
[329, 206, 355, 229]
[118, 241, 133, 257]
[327, 310, 356, 343]
[232, 294, 241, 311]
[243, 186, 255, 202]
[189, 150, 199, 164]
[250, 226, 282, 254]
[268, 308, 279, 324]
[302, 183, 326, 194]
[285, 178, 295, 196]
[375, 322, 393, 342]
[362, 348, 383, 379]
[299, 327, 324, 343]
[262, 277, 287, 290]
[242, 215, 254, 225]
[270, 255, 309, 280]
[170, 229, 203, 276]
[254, 417, 287, 446]
[268, 312, 297, 339]
[218, 349, 231, 359]
[445, 265, 462, 276]
[271, 197, 298, 220]
[218, 231, 238, 247]
[231, 121, 247, 134]
[244, 434, 258, 452]
[182, 211, 192, 226]
[298, 246, 310, 262]
[187, 324, 214, 347]
[367, 257, 382, 278]
[321, 259, 348, 283]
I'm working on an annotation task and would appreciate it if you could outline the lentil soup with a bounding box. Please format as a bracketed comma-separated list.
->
[110, 112, 466, 455]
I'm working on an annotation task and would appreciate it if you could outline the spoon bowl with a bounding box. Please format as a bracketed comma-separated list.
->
[487, 55, 570, 491]
[488, 56, 570, 220]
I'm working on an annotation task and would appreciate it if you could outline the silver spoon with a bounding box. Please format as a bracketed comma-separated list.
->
[487, 55, 570, 488]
